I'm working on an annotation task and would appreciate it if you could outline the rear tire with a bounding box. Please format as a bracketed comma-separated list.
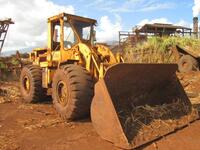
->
[178, 55, 199, 73]
[20, 65, 47, 103]
[52, 64, 94, 120]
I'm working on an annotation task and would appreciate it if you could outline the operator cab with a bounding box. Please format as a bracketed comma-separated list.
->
[48, 13, 97, 51]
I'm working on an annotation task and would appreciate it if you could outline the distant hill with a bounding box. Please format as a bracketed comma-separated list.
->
[0, 41, 120, 56]
[1, 48, 33, 56]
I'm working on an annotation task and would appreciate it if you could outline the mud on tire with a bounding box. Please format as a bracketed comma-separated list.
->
[52, 64, 94, 120]
[20, 65, 47, 103]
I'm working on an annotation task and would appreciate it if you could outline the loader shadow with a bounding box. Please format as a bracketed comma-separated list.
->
[39, 96, 53, 104]
[76, 118, 91, 123]
[31, 95, 92, 123]
[29, 96, 53, 105]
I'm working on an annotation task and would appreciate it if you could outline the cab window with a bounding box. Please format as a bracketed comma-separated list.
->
[72, 20, 92, 41]
[53, 25, 60, 42]
[64, 23, 78, 49]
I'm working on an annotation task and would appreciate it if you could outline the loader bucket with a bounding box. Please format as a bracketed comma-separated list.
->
[91, 63, 199, 149]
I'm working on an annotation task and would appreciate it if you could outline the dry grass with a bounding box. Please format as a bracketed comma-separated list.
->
[118, 99, 197, 144]
[123, 36, 200, 63]
[0, 81, 20, 103]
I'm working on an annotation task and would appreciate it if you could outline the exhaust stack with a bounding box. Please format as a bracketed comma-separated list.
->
[193, 17, 198, 38]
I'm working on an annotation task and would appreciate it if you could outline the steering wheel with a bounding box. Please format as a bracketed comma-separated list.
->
[64, 41, 73, 49]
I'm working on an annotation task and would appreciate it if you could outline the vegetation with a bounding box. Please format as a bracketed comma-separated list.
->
[123, 36, 200, 63]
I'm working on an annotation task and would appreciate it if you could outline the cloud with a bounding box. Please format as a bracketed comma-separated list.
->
[0, 0, 75, 51]
[137, 18, 191, 28]
[193, 0, 200, 17]
[114, 0, 174, 13]
[139, 2, 174, 12]
[96, 15, 122, 42]
[86, 0, 114, 8]
[137, 18, 171, 26]
[175, 20, 191, 27]
[84, 0, 175, 13]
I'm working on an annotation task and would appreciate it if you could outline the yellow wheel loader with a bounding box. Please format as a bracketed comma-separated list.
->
[20, 13, 199, 149]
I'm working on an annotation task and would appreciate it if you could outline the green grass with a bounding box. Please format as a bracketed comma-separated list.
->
[0, 57, 21, 69]
[123, 36, 200, 63]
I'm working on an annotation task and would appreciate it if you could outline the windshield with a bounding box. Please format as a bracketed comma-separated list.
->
[64, 23, 78, 48]
[71, 20, 93, 41]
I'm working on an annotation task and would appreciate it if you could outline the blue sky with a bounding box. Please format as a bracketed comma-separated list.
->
[52, 0, 194, 30]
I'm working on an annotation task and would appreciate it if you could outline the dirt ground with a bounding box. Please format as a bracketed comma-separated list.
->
[1, 72, 200, 150]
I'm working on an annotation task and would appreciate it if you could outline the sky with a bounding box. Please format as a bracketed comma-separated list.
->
[0, 0, 199, 51]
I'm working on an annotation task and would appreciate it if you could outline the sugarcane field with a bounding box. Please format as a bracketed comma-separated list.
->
[1, 0, 200, 150]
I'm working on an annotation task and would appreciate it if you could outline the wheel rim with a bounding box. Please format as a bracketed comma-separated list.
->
[57, 81, 68, 106]
[23, 76, 30, 92]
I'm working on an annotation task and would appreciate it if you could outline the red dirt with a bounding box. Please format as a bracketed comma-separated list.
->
[0, 102, 117, 150]
[0, 72, 200, 150]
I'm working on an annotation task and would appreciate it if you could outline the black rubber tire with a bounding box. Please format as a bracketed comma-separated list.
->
[52, 64, 94, 120]
[178, 55, 199, 73]
[20, 65, 47, 103]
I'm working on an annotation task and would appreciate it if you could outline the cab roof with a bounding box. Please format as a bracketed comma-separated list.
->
[48, 13, 97, 24]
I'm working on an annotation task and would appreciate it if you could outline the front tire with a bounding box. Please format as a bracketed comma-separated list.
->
[20, 65, 47, 103]
[52, 64, 94, 120]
